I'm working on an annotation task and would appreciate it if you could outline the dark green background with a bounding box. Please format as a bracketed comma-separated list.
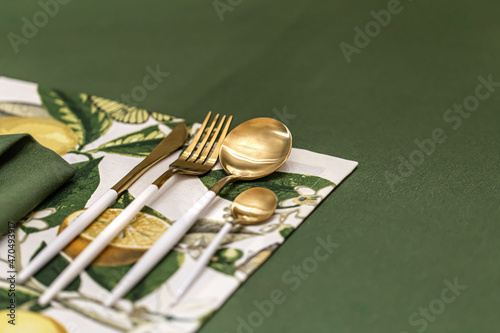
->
[1, 1, 499, 332]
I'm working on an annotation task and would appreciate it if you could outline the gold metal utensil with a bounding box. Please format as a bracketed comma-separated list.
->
[38, 112, 232, 306]
[112, 123, 189, 194]
[211, 117, 293, 192]
[171, 187, 277, 304]
[230, 187, 278, 224]
[105, 117, 292, 306]
[18, 122, 188, 284]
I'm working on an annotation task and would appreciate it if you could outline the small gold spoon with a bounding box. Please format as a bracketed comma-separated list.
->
[171, 187, 277, 305]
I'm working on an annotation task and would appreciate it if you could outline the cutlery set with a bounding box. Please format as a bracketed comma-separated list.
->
[18, 112, 292, 307]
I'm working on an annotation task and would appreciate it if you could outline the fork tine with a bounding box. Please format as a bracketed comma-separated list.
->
[179, 111, 212, 160]
[197, 115, 226, 164]
[187, 114, 220, 162]
[205, 115, 233, 166]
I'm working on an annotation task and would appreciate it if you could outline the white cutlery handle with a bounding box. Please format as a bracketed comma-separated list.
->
[105, 190, 217, 307]
[38, 184, 160, 306]
[18, 189, 118, 284]
[171, 222, 232, 305]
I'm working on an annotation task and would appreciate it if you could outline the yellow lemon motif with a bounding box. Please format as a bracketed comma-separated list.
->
[59, 208, 170, 266]
[0, 117, 79, 156]
[0, 310, 67, 333]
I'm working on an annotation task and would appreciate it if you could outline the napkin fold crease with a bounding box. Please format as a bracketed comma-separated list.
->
[0, 133, 75, 235]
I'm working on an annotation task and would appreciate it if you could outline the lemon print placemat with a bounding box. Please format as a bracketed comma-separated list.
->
[0, 76, 357, 333]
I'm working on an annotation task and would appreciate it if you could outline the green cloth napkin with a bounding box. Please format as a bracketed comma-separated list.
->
[0, 134, 75, 235]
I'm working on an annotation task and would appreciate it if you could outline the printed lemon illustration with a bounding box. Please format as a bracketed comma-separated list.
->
[0, 310, 67, 333]
[0, 116, 79, 155]
[59, 208, 170, 266]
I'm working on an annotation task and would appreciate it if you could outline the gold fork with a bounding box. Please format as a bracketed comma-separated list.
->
[152, 111, 232, 186]
[39, 112, 233, 306]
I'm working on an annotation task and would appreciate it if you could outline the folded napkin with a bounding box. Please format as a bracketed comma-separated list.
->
[0, 77, 357, 333]
[0, 133, 75, 235]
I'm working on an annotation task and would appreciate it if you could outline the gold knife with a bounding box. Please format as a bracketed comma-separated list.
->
[112, 122, 189, 194]
[18, 122, 188, 283]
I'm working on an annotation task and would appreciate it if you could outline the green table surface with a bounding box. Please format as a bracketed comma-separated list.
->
[1, 1, 499, 332]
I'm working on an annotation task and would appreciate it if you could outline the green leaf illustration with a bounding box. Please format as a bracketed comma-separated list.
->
[85, 251, 184, 301]
[199, 171, 335, 202]
[162, 119, 195, 133]
[38, 86, 112, 148]
[112, 190, 135, 208]
[25, 157, 103, 233]
[89, 125, 166, 157]
[279, 226, 294, 239]
[125, 251, 184, 301]
[112, 190, 168, 221]
[0, 286, 47, 312]
[151, 112, 175, 123]
[0, 286, 34, 309]
[31, 241, 81, 291]
[208, 248, 243, 276]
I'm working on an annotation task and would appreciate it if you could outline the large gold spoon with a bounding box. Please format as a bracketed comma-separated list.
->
[105, 117, 292, 306]
[171, 187, 277, 305]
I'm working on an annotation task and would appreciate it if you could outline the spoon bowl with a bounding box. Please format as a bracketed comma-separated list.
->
[211, 117, 292, 193]
[219, 117, 292, 180]
[231, 187, 278, 225]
